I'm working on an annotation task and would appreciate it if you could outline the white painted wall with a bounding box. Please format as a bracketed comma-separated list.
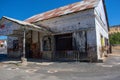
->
[35, 9, 97, 47]
[35, 9, 95, 34]
[95, 0, 109, 59]
[0, 18, 21, 36]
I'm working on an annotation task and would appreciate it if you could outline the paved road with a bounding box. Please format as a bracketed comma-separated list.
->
[0, 56, 120, 80]
[0, 49, 120, 80]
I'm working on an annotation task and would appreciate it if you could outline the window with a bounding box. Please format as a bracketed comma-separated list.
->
[42, 36, 51, 51]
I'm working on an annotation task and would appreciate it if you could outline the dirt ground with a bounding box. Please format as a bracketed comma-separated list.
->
[0, 48, 120, 80]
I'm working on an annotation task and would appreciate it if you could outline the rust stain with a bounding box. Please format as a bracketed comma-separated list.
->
[25, 0, 100, 23]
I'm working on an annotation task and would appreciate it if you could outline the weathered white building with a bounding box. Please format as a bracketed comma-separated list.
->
[0, 0, 109, 62]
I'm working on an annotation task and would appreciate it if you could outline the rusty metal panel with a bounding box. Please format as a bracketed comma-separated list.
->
[25, 0, 100, 23]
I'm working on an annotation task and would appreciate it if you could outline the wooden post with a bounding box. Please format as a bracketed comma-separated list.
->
[21, 28, 27, 65]
[23, 28, 26, 58]
[38, 32, 40, 58]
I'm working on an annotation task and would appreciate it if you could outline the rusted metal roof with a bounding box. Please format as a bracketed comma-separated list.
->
[25, 0, 100, 23]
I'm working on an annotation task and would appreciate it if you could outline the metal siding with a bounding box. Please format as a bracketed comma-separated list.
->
[25, 0, 100, 23]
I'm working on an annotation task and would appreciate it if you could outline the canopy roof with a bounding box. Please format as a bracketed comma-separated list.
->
[0, 16, 51, 36]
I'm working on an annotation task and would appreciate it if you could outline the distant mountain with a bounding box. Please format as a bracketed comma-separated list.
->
[109, 25, 120, 34]
[109, 25, 120, 45]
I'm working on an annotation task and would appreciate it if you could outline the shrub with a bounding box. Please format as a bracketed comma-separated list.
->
[109, 32, 120, 45]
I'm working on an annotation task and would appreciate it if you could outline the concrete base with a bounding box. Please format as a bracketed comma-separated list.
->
[21, 57, 27, 66]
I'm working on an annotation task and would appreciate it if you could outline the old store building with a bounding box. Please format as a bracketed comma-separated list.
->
[0, 0, 109, 62]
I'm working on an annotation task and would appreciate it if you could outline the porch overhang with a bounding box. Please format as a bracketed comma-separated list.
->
[0, 16, 51, 36]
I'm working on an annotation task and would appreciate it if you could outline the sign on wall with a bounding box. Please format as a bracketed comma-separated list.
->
[0, 19, 20, 36]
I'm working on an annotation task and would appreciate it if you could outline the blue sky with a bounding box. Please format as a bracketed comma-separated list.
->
[0, 0, 120, 39]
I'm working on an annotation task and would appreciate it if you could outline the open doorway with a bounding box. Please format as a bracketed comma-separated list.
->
[54, 32, 87, 61]
[55, 33, 73, 51]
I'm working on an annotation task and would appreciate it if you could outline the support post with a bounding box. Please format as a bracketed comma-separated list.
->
[21, 28, 27, 65]
[23, 28, 26, 58]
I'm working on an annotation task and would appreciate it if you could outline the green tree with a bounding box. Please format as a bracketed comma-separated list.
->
[109, 32, 120, 45]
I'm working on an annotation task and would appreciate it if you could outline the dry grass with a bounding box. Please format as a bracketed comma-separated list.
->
[112, 46, 120, 50]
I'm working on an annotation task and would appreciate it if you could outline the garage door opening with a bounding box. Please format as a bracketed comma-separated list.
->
[55, 33, 73, 51]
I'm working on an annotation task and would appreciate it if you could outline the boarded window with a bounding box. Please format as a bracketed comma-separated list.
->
[43, 36, 51, 51]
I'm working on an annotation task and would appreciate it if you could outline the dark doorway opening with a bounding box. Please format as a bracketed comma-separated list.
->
[55, 33, 73, 51]
[54, 32, 88, 62]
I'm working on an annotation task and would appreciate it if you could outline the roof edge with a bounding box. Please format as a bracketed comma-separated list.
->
[25, 0, 100, 23]
[34, 8, 95, 23]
